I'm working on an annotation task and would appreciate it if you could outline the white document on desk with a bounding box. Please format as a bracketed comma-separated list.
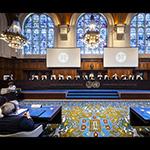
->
[9, 108, 28, 116]
[31, 104, 42, 108]
[146, 111, 150, 115]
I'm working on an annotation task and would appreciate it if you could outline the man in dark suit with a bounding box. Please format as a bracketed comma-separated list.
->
[0, 114, 35, 134]
[0, 101, 36, 134]
[0, 96, 7, 107]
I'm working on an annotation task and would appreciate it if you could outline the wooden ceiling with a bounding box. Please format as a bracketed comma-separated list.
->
[5, 13, 128, 25]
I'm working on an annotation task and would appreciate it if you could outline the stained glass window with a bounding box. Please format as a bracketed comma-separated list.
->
[76, 13, 107, 55]
[130, 13, 150, 54]
[22, 13, 55, 55]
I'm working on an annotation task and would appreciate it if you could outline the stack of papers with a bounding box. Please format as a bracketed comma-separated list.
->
[31, 104, 42, 108]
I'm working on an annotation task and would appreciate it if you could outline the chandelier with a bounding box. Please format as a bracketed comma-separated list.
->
[83, 15, 100, 48]
[0, 19, 28, 50]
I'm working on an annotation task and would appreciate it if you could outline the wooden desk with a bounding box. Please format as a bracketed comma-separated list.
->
[130, 107, 150, 126]
[1, 80, 150, 90]
[25, 106, 62, 124]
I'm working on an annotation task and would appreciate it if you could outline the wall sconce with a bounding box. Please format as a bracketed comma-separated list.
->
[114, 24, 126, 40]
[59, 24, 70, 40]
[114, 24, 126, 34]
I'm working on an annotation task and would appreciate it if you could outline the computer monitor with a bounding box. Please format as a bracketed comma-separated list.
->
[104, 48, 138, 67]
[46, 48, 81, 68]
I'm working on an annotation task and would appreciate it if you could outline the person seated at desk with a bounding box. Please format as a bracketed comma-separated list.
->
[1, 81, 17, 95]
[74, 75, 80, 80]
[58, 74, 65, 80]
[10, 74, 14, 81]
[112, 73, 119, 80]
[6, 74, 14, 81]
[41, 75, 47, 80]
[0, 101, 35, 134]
[31, 75, 38, 80]
[128, 74, 135, 80]
[66, 75, 72, 80]
[50, 75, 57, 80]
[7, 81, 16, 93]
[97, 73, 103, 80]
[0, 81, 20, 100]
[136, 74, 144, 80]
[89, 73, 95, 80]
[121, 74, 128, 80]
[104, 74, 109, 80]
[82, 74, 88, 80]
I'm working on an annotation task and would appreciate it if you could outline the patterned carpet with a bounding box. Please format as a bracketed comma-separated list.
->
[20, 100, 150, 137]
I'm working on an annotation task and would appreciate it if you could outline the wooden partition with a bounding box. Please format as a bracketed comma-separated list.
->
[1, 57, 150, 80]
[0, 57, 14, 79]
[107, 69, 133, 79]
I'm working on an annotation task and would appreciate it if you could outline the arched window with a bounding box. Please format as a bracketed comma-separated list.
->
[76, 13, 107, 55]
[130, 13, 150, 54]
[22, 13, 55, 55]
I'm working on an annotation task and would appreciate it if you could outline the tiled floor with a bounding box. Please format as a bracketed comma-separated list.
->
[20, 99, 150, 137]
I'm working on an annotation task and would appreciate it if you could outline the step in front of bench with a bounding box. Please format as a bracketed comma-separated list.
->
[66, 95, 119, 99]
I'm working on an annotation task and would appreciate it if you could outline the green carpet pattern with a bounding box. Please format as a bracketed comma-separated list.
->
[20, 100, 150, 137]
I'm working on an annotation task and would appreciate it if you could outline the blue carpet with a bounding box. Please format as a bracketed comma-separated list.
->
[66, 90, 119, 99]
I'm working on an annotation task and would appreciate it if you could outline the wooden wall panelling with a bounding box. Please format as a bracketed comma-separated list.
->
[1, 57, 150, 80]
[0, 57, 14, 79]
[21, 59, 50, 80]
[143, 71, 148, 80]
[52, 69, 77, 79]
[14, 69, 23, 80]
[107, 68, 133, 79]
[147, 71, 150, 80]
[81, 59, 103, 70]
[139, 59, 150, 70]
[13, 59, 22, 80]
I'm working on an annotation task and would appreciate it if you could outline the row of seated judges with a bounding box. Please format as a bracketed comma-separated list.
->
[30, 73, 144, 81]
